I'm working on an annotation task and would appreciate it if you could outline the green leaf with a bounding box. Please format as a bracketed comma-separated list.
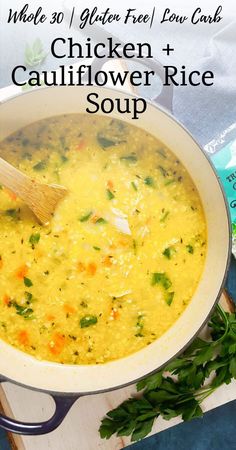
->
[160, 407, 180, 420]
[33, 160, 47, 171]
[151, 272, 172, 290]
[144, 177, 155, 187]
[99, 417, 120, 439]
[158, 165, 168, 177]
[80, 315, 98, 328]
[97, 135, 116, 148]
[79, 211, 93, 222]
[24, 38, 47, 67]
[95, 218, 107, 224]
[184, 338, 208, 356]
[181, 399, 203, 421]
[131, 181, 138, 191]
[205, 359, 228, 377]
[229, 343, 236, 354]
[131, 418, 155, 442]
[117, 420, 136, 437]
[229, 357, 236, 378]
[12, 301, 34, 319]
[147, 390, 180, 404]
[194, 346, 214, 365]
[211, 365, 230, 388]
[5, 209, 18, 218]
[162, 246, 175, 259]
[106, 189, 115, 200]
[186, 244, 194, 254]
[29, 233, 40, 246]
[160, 210, 170, 223]
[165, 358, 186, 373]
[137, 372, 163, 392]
[24, 277, 33, 287]
[156, 148, 166, 159]
[166, 292, 174, 306]
[120, 154, 138, 163]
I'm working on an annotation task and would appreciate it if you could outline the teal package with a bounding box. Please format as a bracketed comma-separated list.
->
[211, 140, 236, 256]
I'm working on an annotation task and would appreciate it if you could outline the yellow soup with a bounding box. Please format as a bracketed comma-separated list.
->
[0, 115, 206, 364]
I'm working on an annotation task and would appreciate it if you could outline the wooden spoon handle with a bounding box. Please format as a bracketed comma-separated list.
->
[0, 157, 31, 197]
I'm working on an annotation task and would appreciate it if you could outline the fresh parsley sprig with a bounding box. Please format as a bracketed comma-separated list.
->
[99, 304, 236, 442]
[24, 38, 47, 67]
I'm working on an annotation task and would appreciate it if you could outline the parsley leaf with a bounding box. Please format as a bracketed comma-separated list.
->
[106, 189, 115, 200]
[144, 176, 155, 187]
[79, 211, 93, 222]
[80, 315, 98, 328]
[151, 272, 172, 290]
[29, 233, 40, 247]
[24, 38, 47, 67]
[24, 277, 33, 287]
[99, 305, 236, 442]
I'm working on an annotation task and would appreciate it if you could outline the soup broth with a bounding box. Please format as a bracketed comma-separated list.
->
[0, 115, 206, 364]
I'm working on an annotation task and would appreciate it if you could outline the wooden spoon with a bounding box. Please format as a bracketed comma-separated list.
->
[0, 157, 67, 225]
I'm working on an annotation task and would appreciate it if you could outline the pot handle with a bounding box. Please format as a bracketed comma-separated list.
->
[0, 384, 79, 435]
[89, 55, 173, 112]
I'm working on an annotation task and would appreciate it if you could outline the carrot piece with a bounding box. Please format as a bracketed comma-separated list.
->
[91, 214, 100, 224]
[16, 264, 28, 280]
[45, 314, 55, 321]
[118, 238, 130, 247]
[76, 140, 85, 151]
[110, 309, 120, 320]
[77, 262, 86, 272]
[109, 244, 117, 250]
[48, 333, 66, 355]
[87, 262, 97, 276]
[107, 180, 114, 190]
[63, 304, 76, 314]
[102, 255, 113, 267]
[4, 188, 17, 201]
[3, 295, 10, 306]
[18, 330, 29, 346]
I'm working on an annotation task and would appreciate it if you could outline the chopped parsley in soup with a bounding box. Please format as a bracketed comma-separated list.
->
[0, 115, 206, 364]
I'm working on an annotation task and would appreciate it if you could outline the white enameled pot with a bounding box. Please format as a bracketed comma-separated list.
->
[0, 85, 231, 434]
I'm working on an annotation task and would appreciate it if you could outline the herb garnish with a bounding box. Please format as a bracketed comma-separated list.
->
[151, 272, 172, 290]
[144, 177, 155, 187]
[12, 301, 34, 319]
[33, 160, 47, 171]
[97, 135, 116, 148]
[5, 209, 19, 219]
[157, 148, 167, 159]
[166, 292, 175, 306]
[99, 305, 236, 442]
[120, 154, 137, 163]
[24, 277, 33, 287]
[80, 315, 98, 328]
[163, 246, 175, 260]
[24, 38, 47, 67]
[79, 211, 93, 222]
[186, 245, 194, 254]
[95, 218, 107, 225]
[106, 189, 115, 200]
[29, 233, 40, 247]
[135, 315, 144, 337]
[160, 210, 170, 223]
[131, 181, 138, 191]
